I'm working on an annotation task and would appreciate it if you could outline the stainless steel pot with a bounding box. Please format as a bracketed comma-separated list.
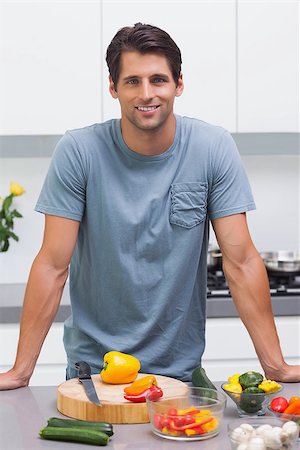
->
[207, 246, 222, 271]
[260, 251, 300, 273]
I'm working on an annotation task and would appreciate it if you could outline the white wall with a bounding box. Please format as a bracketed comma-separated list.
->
[0, 152, 299, 285]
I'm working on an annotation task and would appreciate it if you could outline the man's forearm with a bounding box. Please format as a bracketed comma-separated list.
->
[224, 252, 286, 378]
[12, 254, 68, 383]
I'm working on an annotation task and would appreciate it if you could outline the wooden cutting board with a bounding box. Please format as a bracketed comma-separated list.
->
[57, 373, 189, 424]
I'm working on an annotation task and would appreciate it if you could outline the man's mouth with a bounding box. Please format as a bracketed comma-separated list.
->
[135, 105, 159, 111]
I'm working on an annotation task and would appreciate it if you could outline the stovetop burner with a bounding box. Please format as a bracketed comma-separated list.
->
[207, 269, 300, 298]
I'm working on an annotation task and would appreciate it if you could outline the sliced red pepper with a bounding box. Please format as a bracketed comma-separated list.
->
[169, 416, 213, 431]
[124, 385, 163, 403]
[167, 408, 178, 416]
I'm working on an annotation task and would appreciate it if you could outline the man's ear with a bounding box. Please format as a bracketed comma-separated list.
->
[109, 76, 118, 99]
[175, 72, 184, 97]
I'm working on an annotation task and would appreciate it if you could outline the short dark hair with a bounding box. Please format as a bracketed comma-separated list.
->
[106, 23, 182, 87]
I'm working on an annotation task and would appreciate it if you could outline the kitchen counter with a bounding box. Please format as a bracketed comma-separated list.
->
[0, 382, 299, 450]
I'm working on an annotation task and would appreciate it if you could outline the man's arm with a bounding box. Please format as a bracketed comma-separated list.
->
[0, 214, 80, 390]
[212, 213, 300, 382]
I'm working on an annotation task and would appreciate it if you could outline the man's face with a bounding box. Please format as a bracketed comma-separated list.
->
[109, 51, 183, 133]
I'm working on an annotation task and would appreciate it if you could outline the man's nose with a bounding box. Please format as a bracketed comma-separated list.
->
[138, 80, 153, 101]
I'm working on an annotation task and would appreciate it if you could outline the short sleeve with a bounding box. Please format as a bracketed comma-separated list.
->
[208, 131, 256, 220]
[35, 131, 86, 221]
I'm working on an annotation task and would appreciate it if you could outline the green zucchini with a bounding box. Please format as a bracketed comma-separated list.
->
[39, 426, 109, 446]
[47, 417, 113, 436]
[191, 367, 217, 390]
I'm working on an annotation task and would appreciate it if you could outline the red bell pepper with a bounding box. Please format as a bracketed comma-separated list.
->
[124, 385, 163, 403]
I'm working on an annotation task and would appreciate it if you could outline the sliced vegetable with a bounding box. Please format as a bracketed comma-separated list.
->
[124, 375, 157, 395]
[153, 406, 219, 437]
[46, 417, 113, 436]
[39, 426, 110, 445]
[124, 384, 163, 403]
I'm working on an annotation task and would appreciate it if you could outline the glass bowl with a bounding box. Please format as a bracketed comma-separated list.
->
[222, 383, 283, 416]
[268, 406, 300, 440]
[228, 417, 299, 449]
[146, 386, 226, 441]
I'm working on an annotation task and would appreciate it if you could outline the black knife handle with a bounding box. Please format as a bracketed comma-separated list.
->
[75, 361, 92, 379]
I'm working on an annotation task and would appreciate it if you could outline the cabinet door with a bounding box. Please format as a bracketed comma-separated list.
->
[0, 1, 101, 135]
[102, 0, 236, 131]
[238, 1, 299, 132]
[202, 316, 300, 381]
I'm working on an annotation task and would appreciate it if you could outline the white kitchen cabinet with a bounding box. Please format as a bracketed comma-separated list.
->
[202, 316, 300, 381]
[237, 1, 299, 132]
[0, 1, 102, 135]
[101, 0, 237, 132]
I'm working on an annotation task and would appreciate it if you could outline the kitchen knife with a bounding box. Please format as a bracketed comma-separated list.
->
[75, 361, 102, 406]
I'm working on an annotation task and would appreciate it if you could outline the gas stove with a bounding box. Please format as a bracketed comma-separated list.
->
[207, 269, 300, 298]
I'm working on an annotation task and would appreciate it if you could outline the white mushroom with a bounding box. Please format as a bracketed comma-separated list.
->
[231, 426, 252, 444]
[240, 423, 255, 437]
[263, 427, 283, 449]
[237, 444, 248, 450]
[255, 424, 273, 437]
[246, 436, 266, 450]
[282, 420, 298, 440]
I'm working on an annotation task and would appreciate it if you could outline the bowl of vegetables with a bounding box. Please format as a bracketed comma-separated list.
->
[228, 417, 299, 450]
[268, 395, 300, 440]
[222, 371, 283, 416]
[146, 386, 226, 441]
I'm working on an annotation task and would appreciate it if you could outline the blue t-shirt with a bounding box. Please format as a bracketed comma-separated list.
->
[35, 115, 255, 381]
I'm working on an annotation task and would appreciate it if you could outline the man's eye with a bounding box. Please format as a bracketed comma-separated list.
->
[127, 79, 138, 85]
[153, 78, 166, 83]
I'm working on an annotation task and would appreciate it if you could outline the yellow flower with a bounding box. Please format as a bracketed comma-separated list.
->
[10, 182, 25, 196]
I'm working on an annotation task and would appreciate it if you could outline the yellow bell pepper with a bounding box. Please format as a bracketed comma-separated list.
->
[185, 429, 197, 436]
[202, 417, 219, 432]
[258, 379, 282, 393]
[100, 351, 140, 384]
[223, 382, 243, 393]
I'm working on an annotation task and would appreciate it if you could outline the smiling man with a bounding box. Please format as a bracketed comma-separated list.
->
[109, 51, 183, 154]
[0, 23, 299, 390]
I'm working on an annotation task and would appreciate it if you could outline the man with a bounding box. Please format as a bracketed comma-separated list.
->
[0, 23, 299, 389]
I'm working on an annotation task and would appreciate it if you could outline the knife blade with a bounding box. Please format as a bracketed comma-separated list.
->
[75, 361, 102, 406]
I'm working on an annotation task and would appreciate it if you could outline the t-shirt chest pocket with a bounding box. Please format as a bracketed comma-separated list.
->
[170, 182, 208, 229]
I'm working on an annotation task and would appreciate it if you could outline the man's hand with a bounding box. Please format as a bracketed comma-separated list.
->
[0, 369, 29, 390]
[264, 362, 300, 383]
